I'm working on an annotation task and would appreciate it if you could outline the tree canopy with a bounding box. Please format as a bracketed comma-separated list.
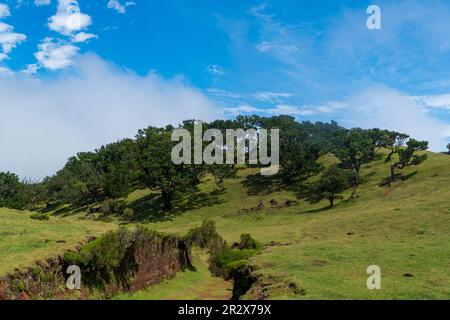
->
[0, 116, 430, 215]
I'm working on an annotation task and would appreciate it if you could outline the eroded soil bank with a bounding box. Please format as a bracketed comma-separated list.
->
[0, 227, 192, 300]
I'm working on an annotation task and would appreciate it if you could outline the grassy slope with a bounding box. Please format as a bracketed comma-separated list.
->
[1, 151, 449, 299]
[0, 209, 115, 275]
[141, 151, 450, 299]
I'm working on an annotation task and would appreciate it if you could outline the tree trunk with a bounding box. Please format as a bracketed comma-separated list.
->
[390, 162, 395, 184]
[328, 197, 334, 207]
[351, 167, 360, 198]
[161, 190, 173, 210]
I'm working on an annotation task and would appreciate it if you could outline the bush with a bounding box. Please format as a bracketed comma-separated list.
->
[101, 199, 126, 216]
[185, 220, 224, 249]
[30, 213, 50, 221]
[122, 208, 134, 221]
[63, 227, 138, 290]
[238, 233, 259, 250]
[185, 221, 261, 281]
[210, 247, 257, 277]
[62, 227, 186, 292]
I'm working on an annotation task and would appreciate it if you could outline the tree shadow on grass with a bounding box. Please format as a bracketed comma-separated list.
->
[41, 205, 72, 217]
[298, 205, 332, 214]
[378, 171, 418, 187]
[241, 174, 284, 196]
[297, 197, 352, 215]
[45, 203, 95, 218]
[129, 189, 226, 223]
[287, 181, 313, 200]
[41, 200, 101, 217]
[176, 188, 226, 213]
[288, 179, 356, 215]
[127, 193, 167, 222]
[39, 201, 62, 213]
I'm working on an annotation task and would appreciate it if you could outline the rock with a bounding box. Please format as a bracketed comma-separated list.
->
[284, 200, 298, 206]
[403, 273, 414, 277]
[256, 201, 264, 210]
[18, 292, 30, 300]
[85, 235, 97, 242]
[87, 207, 101, 214]
[312, 260, 327, 267]
[269, 199, 279, 207]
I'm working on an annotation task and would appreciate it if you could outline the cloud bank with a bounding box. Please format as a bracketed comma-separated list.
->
[0, 54, 219, 180]
[346, 86, 450, 152]
[223, 85, 450, 152]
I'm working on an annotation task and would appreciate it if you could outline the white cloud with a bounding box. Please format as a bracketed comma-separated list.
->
[272, 102, 344, 116]
[107, 0, 135, 14]
[72, 31, 97, 43]
[0, 3, 26, 70]
[33, 37, 79, 70]
[35, 0, 51, 6]
[223, 86, 450, 151]
[23, 63, 39, 74]
[206, 64, 225, 76]
[0, 3, 10, 19]
[411, 94, 450, 111]
[0, 54, 219, 179]
[48, 0, 92, 36]
[221, 104, 263, 116]
[206, 88, 243, 99]
[0, 52, 8, 61]
[28, 0, 97, 72]
[253, 92, 293, 103]
[255, 41, 273, 52]
[0, 22, 26, 54]
[222, 101, 344, 117]
[0, 65, 12, 74]
[346, 86, 450, 151]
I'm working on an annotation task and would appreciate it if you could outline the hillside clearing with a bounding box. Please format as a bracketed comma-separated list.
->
[143, 151, 450, 299]
[1, 151, 449, 299]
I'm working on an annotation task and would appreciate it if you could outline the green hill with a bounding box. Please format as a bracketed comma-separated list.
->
[1, 151, 449, 299]
[131, 150, 450, 299]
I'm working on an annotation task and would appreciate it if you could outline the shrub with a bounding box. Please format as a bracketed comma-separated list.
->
[101, 199, 126, 216]
[63, 227, 138, 290]
[185, 220, 224, 249]
[62, 227, 186, 292]
[238, 233, 259, 250]
[209, 247, 258, 278]
[122, 208, 134, 221]
[13, 280, 26, 292]
[185, 221, 261, 283]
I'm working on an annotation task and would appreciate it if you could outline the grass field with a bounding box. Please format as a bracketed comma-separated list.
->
[0, 209, 115, 275]
[1, 151, 450, 299]
[141, 151, 450, 299]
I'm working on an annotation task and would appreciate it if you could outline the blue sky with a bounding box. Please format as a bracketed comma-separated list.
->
[1, 0, 450, 178]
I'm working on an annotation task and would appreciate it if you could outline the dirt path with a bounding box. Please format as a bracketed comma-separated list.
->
[113, 250, 232, 300]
